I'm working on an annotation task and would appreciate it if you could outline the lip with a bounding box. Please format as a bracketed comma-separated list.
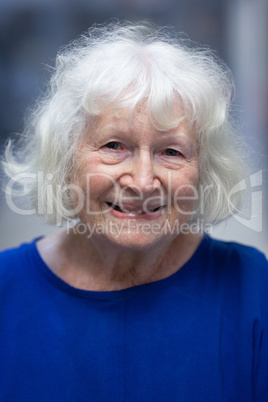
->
[106, 202, 166, 220]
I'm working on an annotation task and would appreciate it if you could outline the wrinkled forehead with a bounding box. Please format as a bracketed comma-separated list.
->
[85, 102, 197, 149]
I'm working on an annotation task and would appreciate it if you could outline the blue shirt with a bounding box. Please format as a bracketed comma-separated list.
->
[0, 235, 267, 401]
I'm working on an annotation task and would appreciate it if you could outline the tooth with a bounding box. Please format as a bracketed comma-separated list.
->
[123, 209, 143, 214]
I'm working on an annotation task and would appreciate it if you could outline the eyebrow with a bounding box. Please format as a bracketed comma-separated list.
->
[93, 120, 195, 148]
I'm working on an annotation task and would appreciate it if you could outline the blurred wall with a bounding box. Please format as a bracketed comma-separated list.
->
[0, 0, 267, 255]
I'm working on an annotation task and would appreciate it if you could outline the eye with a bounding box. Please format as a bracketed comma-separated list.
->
[105, 141, 121, 150]
[164, 148, 181, 157]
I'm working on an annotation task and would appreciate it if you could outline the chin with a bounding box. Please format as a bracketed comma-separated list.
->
[102, 231, 164, 252]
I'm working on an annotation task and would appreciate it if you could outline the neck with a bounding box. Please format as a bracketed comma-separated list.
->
[37, 229, 203, 291]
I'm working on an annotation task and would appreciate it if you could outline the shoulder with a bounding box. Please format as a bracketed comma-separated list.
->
[199, 235, 268, 295]
[0, 239, 39, 285]
[0, 240, 31, 264]
[0, 242, 26, 269]
[205, 235, 267, 267]
[203, 235, 268, 301]
[204, 238, 268, 399]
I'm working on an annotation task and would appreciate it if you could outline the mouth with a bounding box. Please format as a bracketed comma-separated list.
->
[106, 202, 165, 214]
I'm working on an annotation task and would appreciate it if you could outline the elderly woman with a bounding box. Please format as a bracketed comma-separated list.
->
[0, 22, 267, 401]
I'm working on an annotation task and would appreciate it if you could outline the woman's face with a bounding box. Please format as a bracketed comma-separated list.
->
[72, 107, 199, 250]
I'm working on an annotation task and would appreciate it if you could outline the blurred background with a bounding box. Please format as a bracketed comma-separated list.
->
[0, 0, 267, 255]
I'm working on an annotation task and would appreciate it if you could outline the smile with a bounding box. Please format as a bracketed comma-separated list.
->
[106, 202, 165, 214]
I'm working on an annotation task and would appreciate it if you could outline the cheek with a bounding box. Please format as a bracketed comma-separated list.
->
[70, 175, 112, 219]
[169, 165, 199, 192]
[74, 174, 119, 204]
[75, 150, 123, 183]
[73, 152, 103, 187]
[169, 167, 199, 213]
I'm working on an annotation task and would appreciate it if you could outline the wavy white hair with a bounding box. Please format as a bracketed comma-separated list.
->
[2, 21, 246, 225]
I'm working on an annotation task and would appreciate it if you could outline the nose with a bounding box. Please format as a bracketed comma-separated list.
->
[119, 151, 160, 195]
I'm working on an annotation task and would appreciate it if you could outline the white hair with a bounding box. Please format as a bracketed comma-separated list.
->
[2, 21, 246, 225]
